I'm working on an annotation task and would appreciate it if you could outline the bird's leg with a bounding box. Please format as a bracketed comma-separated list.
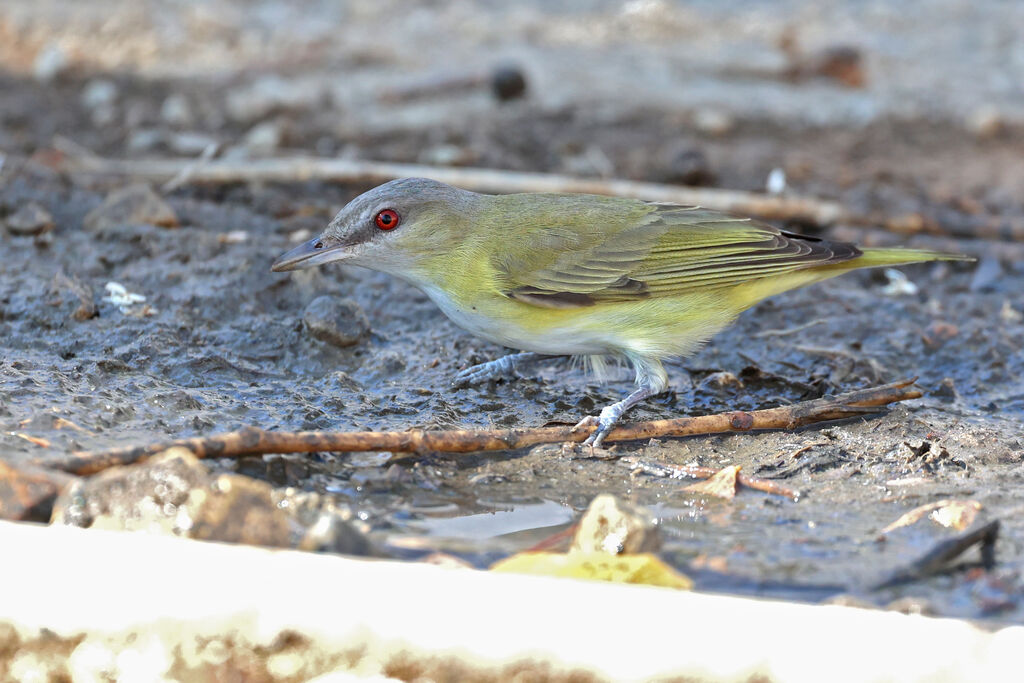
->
[453, 352, 544, 387]
[573, 355, 668, 448]
[573, 386, 658, 448]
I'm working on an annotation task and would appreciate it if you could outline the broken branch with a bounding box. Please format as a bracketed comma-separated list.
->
[41, 379, 921, 476]
[623, 459, 800, 500]
[59, 154, 844, 225]
[871, 520, 999, 590]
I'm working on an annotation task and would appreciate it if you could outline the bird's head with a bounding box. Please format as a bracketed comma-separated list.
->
[271, 177, 477, 275]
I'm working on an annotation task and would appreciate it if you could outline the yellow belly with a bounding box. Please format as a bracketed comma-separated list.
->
[421, 282, 737, 360]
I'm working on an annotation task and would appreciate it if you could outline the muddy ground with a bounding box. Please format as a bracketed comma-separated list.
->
[2, 0, 1023, 624]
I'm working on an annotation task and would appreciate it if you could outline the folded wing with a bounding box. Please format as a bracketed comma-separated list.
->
[496, 205, 861, 308]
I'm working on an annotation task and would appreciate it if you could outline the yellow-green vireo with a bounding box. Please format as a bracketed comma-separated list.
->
[272, 178, 969, 447]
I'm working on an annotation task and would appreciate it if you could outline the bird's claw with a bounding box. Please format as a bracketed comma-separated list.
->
[572, 406, 620, 449]
[452, 356, 518, 388]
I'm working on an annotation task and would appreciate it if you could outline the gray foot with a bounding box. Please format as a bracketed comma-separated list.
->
[453, 352, 542, 387]
[572, 386, 658, 448]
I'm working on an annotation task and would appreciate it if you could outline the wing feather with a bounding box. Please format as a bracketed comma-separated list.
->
[496, 204, 861, 308]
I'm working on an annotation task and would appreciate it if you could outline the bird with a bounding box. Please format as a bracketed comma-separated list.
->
[272, 177, 969, 447]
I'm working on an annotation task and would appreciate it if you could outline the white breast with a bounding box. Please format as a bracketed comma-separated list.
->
[418, 283, 610, 356]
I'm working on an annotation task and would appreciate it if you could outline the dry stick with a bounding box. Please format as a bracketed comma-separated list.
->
[870, 519, 999, 590]
[623, 459, 800, 500]
[43, 379, 921, 477]
[60, 155, 845, 225]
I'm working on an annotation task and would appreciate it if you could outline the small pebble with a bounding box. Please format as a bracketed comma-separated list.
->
[693, 107, 735, 136]
[965, 105, 1004, 139]
[33, 42, 69, 83]
[303, 296, 370, 348]
[167, 131, 219, 156]
[83, 184, 179, 231]
[880, 269, 918, 296]
[662, 146, 715, 186]
[81, 79, 119, 109]
[4, 203, 54, 236]
[491, 65, 527, 101]
[969, 257, 1002, 293]
[160, 93, 194, 127]
[242, 120, 283, 154]
[766, 167, 787, 194]
[934, 377, 958, 402]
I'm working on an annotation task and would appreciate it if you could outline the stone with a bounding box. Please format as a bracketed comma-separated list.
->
[81, 79, 119, 109]
[33, 42, 69, 83]
[661, 145, 715, 186]
[490, 64, 527, 101]
[159, 93, 194, 127]
[167, 131, 219, 156]
[4, 203, 54, 236]
[127, 128, 166, 152]
[571, 494, 661, 555]
[50, 448, 376, 555]
[303, 296, 370, 347]
[187, 474, 296, 548]
[242, 120, 284, 154]
[51, 447, 210, 533]
[966, 105, 1004, 139]
[692, 107, 735, 137]
[298, 510, 376, 556]
[226, 76, 324, 123]
[83, 184, 179, 232]
[0, 460, 74, 521]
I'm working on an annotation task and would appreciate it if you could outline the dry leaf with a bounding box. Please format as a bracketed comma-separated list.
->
[881, 499, 983, 534]
[929, 500, 982, 531]
[490, 551, 692, 590]
[571, 494, 660, 555]
[683, 464, 740, 499]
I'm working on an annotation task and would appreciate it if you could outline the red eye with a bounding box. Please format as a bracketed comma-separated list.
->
[374, 209, 400, 230]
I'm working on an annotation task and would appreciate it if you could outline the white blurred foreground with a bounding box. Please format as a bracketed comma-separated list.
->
[1, 521, 1021, 682]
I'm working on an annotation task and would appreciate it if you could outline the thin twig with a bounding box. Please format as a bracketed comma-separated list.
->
[753, 319, 828, 339]
[160, 141, 221, 193]
[40, 379, 922, 476]
[622, 459, 800, 500]
[871, 519, 999, 590]
[58, 154, 845, 225]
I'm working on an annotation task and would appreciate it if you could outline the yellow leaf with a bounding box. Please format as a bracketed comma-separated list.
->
[491, 551, 693, 590]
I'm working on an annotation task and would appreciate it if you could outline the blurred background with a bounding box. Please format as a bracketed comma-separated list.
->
[1, 0, 1022, 189]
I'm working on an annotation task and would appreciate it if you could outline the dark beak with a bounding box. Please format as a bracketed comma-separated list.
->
[271, 237, 350, 272]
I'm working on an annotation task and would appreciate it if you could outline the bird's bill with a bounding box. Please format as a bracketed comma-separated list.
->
[271, 237, 351, 272]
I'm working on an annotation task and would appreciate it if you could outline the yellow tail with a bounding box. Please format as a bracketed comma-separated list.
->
[838, 247, 972, 270]
[729, 247, 972, 311]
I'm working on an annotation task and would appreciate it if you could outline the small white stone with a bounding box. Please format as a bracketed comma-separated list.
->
[965, 105, 1004, 139]
[243, 121, 283, 154]
[160, 93, 194, 127]
[880, 269, 919, 297]
[693, 107, 735, 136]
[33, 42, 69, 83]
[218, 230, 250, 244]
[766, 167, 787, 195]
[103, 282, 148, 312]
[81, 79, 119, 109]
